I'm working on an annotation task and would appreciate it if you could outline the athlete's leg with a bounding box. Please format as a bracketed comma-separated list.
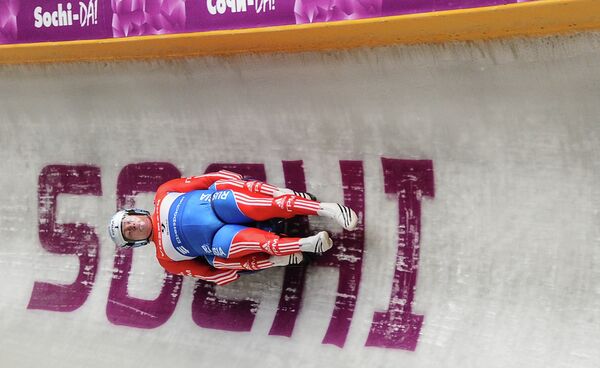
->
[211, 225, 333, 259]
[210, 184, 358, 231]
[211, 179, 316, 200]
[211, 189, 321, 222]
[212, 224, 301, 258]
[204, 252, 304, 271]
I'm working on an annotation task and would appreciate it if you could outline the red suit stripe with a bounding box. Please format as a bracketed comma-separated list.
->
[227, 227, 301, 257]
[212, 253, 274, 271]
[233, 192, 319, 220]
[214, 179, 279, 196]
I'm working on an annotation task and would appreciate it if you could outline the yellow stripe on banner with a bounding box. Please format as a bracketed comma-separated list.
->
[1, 0, 600, 64]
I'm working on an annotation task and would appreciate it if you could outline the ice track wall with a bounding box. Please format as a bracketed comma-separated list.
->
[1, 33, 600, 368]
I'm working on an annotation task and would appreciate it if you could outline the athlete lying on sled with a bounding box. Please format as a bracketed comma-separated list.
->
[108, 170, 358, 285]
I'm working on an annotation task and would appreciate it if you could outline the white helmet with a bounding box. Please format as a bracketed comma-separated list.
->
[108, 209, 151, 248]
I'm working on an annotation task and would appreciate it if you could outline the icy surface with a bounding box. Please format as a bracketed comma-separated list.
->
[1, 33, 600, 368]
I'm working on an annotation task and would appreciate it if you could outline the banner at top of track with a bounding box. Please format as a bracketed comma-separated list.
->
[0, 0, 531, 44]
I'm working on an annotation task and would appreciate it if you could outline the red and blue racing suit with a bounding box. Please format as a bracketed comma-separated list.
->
[151, 171, 320, 285]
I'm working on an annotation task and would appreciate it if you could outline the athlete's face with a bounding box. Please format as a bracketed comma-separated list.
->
[121, 214, 152, 242]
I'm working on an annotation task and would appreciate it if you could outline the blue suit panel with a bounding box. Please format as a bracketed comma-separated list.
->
[168, 190, 224, 257]
[166, 189, 254, 258]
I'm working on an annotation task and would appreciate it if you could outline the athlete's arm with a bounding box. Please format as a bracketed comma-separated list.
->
[158, 258, 240, 285]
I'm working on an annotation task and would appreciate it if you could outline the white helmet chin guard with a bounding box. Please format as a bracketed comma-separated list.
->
[108, 209, 151, 248]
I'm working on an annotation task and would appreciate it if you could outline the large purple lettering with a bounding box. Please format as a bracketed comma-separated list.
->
[29, 165, 102, 312]
[365, 158, 434, 350]
[269, 161, 365, 348]
[29, 157, 434, 350]
[269, 160, 311, 337]
[106, 162, 183, 329]
[191, 163, 266, 332]
[315, 161, 365, 347]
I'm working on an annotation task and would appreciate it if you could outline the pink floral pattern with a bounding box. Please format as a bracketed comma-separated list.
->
[0, 0, 19, 43]
[111, 0, 185, 37]
[294, 0, 381, 24]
